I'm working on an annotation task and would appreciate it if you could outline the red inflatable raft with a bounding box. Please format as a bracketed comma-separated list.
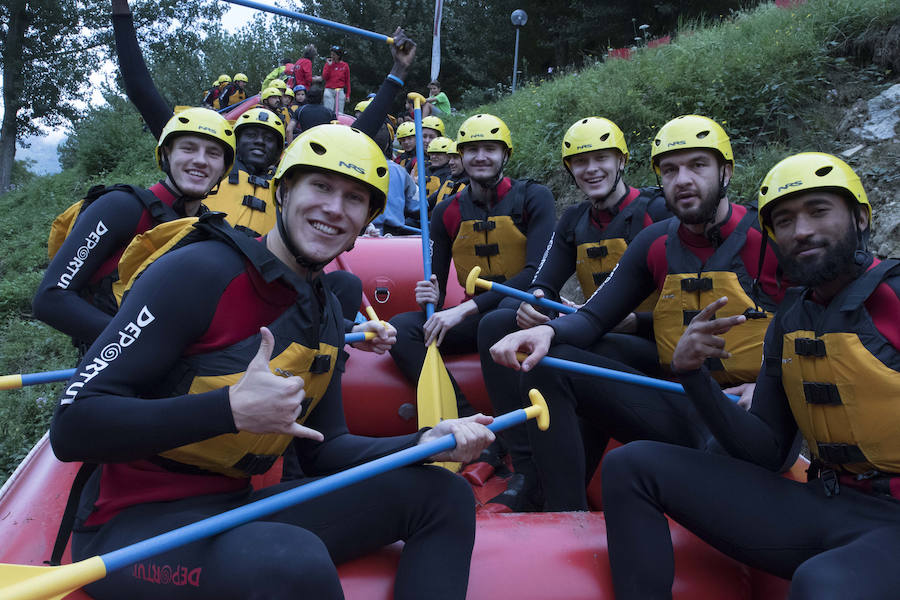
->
[0, 236, 800, 599]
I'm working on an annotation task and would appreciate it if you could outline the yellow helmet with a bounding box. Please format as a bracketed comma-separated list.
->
[447, 140, 459, 155]
[260, 87, 281, 101]
[274, 124, 389, 224]
[218, 74, 231, 84]
[757, 152, 870, 237]
[156, 107, 236, 174]
[456, 113, 513, 154]
[283, 87, 294, 98]
[233, 73, 248, 83]
[650, 115, 733, 174]
[427, 136, 454, 154]
[235, 108, 286, 147]
[421, 115, 445, 135]
[561, 117, 629, 170]
[269, 79, 287, 91]
[354, 100, 372, 113]
[396, 121, 416, 139]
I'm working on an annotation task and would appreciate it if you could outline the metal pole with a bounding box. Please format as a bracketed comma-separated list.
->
[512, 27, 521, 92]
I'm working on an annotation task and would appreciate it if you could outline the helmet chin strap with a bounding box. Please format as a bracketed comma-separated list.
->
[703, 166, 732, 248]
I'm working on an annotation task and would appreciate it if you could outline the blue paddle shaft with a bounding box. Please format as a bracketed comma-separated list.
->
[487, 282, 574, 315]
[537, 355, 740, 402]
[21, 369, 77, 386]
[14, 334, 365, 387]
[101, 408, 531, 572]
[413, 105, 434, 319]
[220, 0, 392, 43]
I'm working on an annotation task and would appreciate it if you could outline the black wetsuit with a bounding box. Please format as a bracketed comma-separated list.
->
[388, 177, 556, 414]
[50, 234, 476, 600]
[520, 203, 786, 511]
[601, 258, 900, 599]
[476, 186, 670, 490]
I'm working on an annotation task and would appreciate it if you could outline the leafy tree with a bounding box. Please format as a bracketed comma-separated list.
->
[0, 0, 223, 192]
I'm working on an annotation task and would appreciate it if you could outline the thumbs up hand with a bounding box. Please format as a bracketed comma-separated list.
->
[229, 327, 324, 441]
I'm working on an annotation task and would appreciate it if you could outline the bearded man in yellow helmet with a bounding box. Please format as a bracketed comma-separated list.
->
[602, 152, 900, 599]
[50, 123, 496, 600]
[491, 115, 787, 511]
[33, 107, 235, 352]
[389, 113, 555, 429]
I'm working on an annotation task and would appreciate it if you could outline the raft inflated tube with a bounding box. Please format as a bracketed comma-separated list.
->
[517, 353, 740, 403]
[220, 0, 394, 44]
[0, 390, 548, 600]
[466, 266, 574, 314]
[1, 334, 374, 390]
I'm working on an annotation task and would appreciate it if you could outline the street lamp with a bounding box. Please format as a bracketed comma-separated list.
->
[511, 9, 528, 93]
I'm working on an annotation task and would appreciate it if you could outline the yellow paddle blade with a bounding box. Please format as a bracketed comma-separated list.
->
[417, 343, 461, 472]
[417, 343, 457, 428]
[0, 556, 106, 600]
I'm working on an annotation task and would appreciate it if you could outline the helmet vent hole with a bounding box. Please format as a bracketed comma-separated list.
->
[696, 130, 710, 140]
[178, 117, 190, 124]
[760, 185, 769, 196]
[654, 139, 661, 146]
[815, 166, 833, 177]
[581, 119, 589, 124]
[224, 129, 234, 138]
[600, 133, 610, 142]
[490, 127, 499, 134]
[564, 141, 571, 148]
[459, 130, 466, 137]
[377, 166, 387, 177]
[310, 142, 327, 155]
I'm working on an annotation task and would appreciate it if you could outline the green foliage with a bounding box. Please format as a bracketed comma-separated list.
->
[453, 0, 898, 206]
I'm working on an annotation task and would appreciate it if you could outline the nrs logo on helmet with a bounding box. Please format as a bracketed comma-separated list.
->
[777, 180, 803, 193]
[339, 161, 366, 175]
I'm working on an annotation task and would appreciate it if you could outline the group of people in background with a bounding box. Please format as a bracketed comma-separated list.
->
[28, 2, 900, 598]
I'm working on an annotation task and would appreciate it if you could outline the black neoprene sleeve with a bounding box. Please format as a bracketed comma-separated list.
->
[529, 203, 582, 299]
[33, 191, 147, 343]
[548, 220, 665, 347]
[112, 8, 171, 139]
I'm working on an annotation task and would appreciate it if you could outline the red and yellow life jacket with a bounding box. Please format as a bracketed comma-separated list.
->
[451, 180, 529, 289]
[570, 188, 663, 309]
[653, 210, 776, 385]
[767, 259, 900, 475]
[120, 214, 344, 478]
[433, 178, 467, 207]
[204, 166, 278, 238]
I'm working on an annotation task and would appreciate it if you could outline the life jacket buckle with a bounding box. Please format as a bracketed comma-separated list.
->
[310, 354, 331, 374]
[742, 308, 768, 320]
[473, 220, 496, 232]
[795, 337, 826, 357]
[247, 175, 270, 189]
[475, 243, 500, 257]
[681, 277, 713, 292]
[820, 468, 840, 497]
[586, 246, 609, 258]
[242, 195, 266, 212]
[592, 272, 610, 286]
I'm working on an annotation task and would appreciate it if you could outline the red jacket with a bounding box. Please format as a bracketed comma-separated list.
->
[322, 60, 350, 97]
[294, 58, 312, 89]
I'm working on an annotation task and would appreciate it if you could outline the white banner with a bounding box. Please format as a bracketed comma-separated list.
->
[430, 0, 443, 82]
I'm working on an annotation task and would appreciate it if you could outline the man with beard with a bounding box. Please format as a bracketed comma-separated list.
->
[490, 115, 785, 511]
[601, 152, 900, 599]
[389, 113, 556, 421]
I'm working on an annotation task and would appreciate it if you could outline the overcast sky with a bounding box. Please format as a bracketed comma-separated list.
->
[15, 1, 282, 175]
